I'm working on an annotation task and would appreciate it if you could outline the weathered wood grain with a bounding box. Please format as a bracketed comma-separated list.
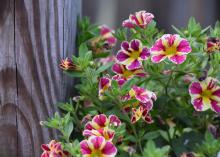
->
[0, 0, 81, 156]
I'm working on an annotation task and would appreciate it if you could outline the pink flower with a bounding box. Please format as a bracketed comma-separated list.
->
[206, 37, 220, 53]
[83, 114, 121, 141]
[116, 39, 150, 70]
[41, 140, 69, 157]
[80, 136, 117, 157]
[151, 34, 192, 64]
[122, 86, 156, 113]
[128, 86, 156, 109]
[100, 25, 117, 47]
[112, 63, 146, 79]
[59, 58, 79, 71]
[122, 10, 154, 29]
[131, 106, 153, 124]
[189, 77, 220, 113]
[99, 76, 111, 100]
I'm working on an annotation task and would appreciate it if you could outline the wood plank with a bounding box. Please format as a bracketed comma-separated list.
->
[0, 0, 80, 156]
[0, 0, 17, 156]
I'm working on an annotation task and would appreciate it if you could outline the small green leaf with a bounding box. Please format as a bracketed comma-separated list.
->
[79, 43, 89, 57]
[96, 62, 113, 74]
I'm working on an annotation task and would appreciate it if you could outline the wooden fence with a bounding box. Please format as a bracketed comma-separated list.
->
[0, 0, 81, 156]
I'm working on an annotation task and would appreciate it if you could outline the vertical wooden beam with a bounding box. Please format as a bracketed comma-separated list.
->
[0, 0, 81, 156]
[0, 0, 17, 156]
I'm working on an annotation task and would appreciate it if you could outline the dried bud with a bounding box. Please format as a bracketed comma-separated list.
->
[206, 37, 220, 53]
[59, 58, 79, 71]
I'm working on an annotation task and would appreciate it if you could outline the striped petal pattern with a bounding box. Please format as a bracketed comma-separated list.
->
[189, 77, 220, 113]
[151, 34, 191, 64]
[80, 136, 117, 157]
[41, 140, 69, 157]
[116, 39, 150, 70]
[122, 10, 154, 29]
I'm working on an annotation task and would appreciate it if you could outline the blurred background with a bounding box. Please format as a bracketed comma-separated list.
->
[82, 0, 220, 32]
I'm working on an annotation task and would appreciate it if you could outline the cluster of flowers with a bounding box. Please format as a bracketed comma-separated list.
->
[98, 10, 194, 124]
[80, 114, 121, 157]
[54, 10, 220, 157]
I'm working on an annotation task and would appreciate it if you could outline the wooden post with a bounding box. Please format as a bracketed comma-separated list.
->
[0, 0, 81, 156]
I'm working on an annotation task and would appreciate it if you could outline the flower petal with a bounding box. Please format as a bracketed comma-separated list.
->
[140, 47, 150, 60]
[210, 99, 220, 113]
[92, 114, 108, 129]
[192, 97, 205, 111]
[112, 63, 123, 74]
[177, 39, 192, 53]
[189, 82, 203, 94]
[130, 39, 141, 51]
[109, 115, 121, 127]
[169, 54, 186, 64]
[127, 59, 141, 70]
[80, 140, 92, 155]
[102, 141, 117, 156]
[116, 50, 130, 62]
[151, 54, 166, 63]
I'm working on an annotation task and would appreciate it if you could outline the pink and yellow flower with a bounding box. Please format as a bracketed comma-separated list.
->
[112, 63, 146, 79]
[80, 136, 117, 157]
[189, 77, 220, 113]
[99, 76, 111, 100]
[128, 86, 156, 109]
[83, 114, 121, 141]
[122, 86, 156, 113]
[131, 106, 153, 124]
[100, 25, 117, 47]
[151, 34, 192, 64]
[206, 37, 220, 53]
[116, 39, 150, 70]
[59, 58, 79, 71]
[41, 140, 69, 157]
[122, 10, 154, 29]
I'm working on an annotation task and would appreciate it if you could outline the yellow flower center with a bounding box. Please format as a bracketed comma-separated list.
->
[129, 89, 136, 97]
[165, 46, 177, 56]
[201, 90, 212, 99]
[130, 50, 140, 59]
[123, 70, 133, 78]
[91, 150, 103, 157]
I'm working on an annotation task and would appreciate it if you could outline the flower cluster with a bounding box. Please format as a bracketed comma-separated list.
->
[124, 86, 156, 123]
[41, 140, 69, 157]
[45, 9, 220, 157]
[80, 114, 121, 157]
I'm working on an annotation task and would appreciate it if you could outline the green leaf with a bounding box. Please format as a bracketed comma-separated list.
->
[143, 131, 160, 140]
[96, 62, 113, 74]
[79, 43, 89, 58]
[64, 71, 83, 78]
[171, 25, 185, 37]
[63, 121, 73, 140]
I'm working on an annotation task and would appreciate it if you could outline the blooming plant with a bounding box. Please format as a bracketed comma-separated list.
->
[41, 10, 220, 157]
